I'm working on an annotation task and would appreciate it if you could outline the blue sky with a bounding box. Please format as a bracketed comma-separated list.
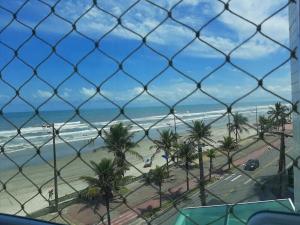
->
[0, 0, 292, 112]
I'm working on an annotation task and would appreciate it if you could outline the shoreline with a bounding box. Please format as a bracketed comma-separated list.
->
[0, 102, 268, 169]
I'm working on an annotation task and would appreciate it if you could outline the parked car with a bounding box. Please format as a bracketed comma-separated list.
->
[144, 158, 152, 168]
[244, 159, 259, 171]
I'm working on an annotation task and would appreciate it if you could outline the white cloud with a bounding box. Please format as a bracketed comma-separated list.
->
[80, 87, 96, 98]
[33, 0, 289, 59]
[0, 94, 9, 100]
[77, 72, 291, 105]
[36, 90, 52, 98]
[60, 88, 72, 98]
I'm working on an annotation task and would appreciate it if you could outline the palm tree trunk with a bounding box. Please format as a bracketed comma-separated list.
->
[186, 159, 189, 191]
[227, 151, 231, 170]
[278, 132, 286, 174]
[159, 183, 162, 208]
[228, 114, 231, 137]
[116, 151, 126, 176]
[105, 194, 111, 225]
[209, 157, 212, 181]
[166, 157, 169, 177]
[197, 142, 206, 206]
[235, 128, 238, 143]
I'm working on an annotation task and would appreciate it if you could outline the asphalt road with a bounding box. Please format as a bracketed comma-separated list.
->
[147, 137, 294, 225]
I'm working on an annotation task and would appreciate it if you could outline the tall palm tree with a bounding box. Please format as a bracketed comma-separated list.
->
[178, 142, 197, 191]
[267, 102, 289, 132]
[80, 158, 132, 225]
[187, 120, 213, 206]
[103, 123, 142, 176]
[152, 129, 177, 176]
[258, 115, 272, 134]
[267, 102, 290, 197]
[148, 166, 168, 208]
[267, 102, 289, 173]
[206, 149, 216, 181]
[219, 136, 236, 170]
[229, 112, 249, 143]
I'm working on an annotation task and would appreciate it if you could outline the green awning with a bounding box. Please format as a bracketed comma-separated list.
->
[174, 199, 295, 225]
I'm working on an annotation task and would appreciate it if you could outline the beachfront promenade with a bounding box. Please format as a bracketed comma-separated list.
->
[58, 129, 293, 224]
[100, 135, 293, 225]
[0, 122, 247, 215]
[0, 125, 292, 225]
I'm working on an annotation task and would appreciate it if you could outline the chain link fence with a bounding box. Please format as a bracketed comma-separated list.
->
[0, 0, 298, 224]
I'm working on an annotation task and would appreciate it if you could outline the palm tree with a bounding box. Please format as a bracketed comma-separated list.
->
[178, 142, 197, 191]
[267, 102, 289, 132]
[80, 158, 132, 225]
[229, 112, 249, 143]
[152, 129, 177, 176]
[267, 102, 289, 173]
[267, 102, 290, 197]
[187, 120, 213, 206]
[258, 115, 272, 134]
[219, 136, 236, 170]
[206, 149, 216, 181]
[148, 166, 168, 208]
[103, 123, 142, 176]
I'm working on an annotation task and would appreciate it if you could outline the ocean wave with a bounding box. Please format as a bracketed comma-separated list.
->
[0, 105, 270, 154]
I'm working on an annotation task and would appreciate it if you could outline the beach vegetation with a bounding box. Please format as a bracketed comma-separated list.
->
[148, 166, 168, 208]
[178, 142, 197, 191]
[206, 148, 216, 181]
[267, 102, 290, 197]
[187, 120, 213, 206]
[267, 102, 289, 175]
[258, 115, 273, 134]
[151, 129, 178, 176]
[219, 136, 236, 170]
[103, 123, 142, 176]
[229, 113, 249, 143]
[80, 158, 133, 225]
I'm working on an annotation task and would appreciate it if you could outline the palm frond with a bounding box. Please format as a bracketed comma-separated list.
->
[80, 176, 99, 186]
[126, 149, 143, 160]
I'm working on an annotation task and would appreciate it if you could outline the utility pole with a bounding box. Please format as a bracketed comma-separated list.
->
[173, 110, 177, 134]
[227, 113, 231, 138]
[51, 123, 59, 211]
[256, 106, 258, 135]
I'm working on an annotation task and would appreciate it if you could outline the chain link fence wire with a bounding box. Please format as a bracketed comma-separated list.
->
[0, 0, 299, 224]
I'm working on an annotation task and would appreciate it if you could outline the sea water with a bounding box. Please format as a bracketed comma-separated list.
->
[0, 102, 276, 170]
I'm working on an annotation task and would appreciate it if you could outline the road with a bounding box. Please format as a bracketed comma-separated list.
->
[143, 137, 294, 225]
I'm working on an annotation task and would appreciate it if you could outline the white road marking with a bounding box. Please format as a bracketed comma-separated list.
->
[224, 174, 235, 181]
[244, 178, 252, 184]
[231, 174, 242, 182]
[111, 212, 137, 225]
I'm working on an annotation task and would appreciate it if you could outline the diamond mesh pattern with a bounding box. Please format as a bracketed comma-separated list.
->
[0, 0, 299, 225]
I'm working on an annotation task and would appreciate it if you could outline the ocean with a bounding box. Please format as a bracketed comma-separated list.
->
[0, 102, 276, 170]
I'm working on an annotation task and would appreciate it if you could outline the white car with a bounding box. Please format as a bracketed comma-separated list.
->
[144, 158, 152, 168]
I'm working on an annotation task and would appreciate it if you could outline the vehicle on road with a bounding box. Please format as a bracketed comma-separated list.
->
[144, 158, 152, 168]
[244, 159, 259, 171]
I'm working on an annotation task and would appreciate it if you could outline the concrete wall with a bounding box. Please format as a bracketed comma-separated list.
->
[289, 0, 300, 211]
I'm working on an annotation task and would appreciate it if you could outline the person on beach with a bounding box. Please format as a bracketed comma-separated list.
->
[48, 189, 54, 200]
